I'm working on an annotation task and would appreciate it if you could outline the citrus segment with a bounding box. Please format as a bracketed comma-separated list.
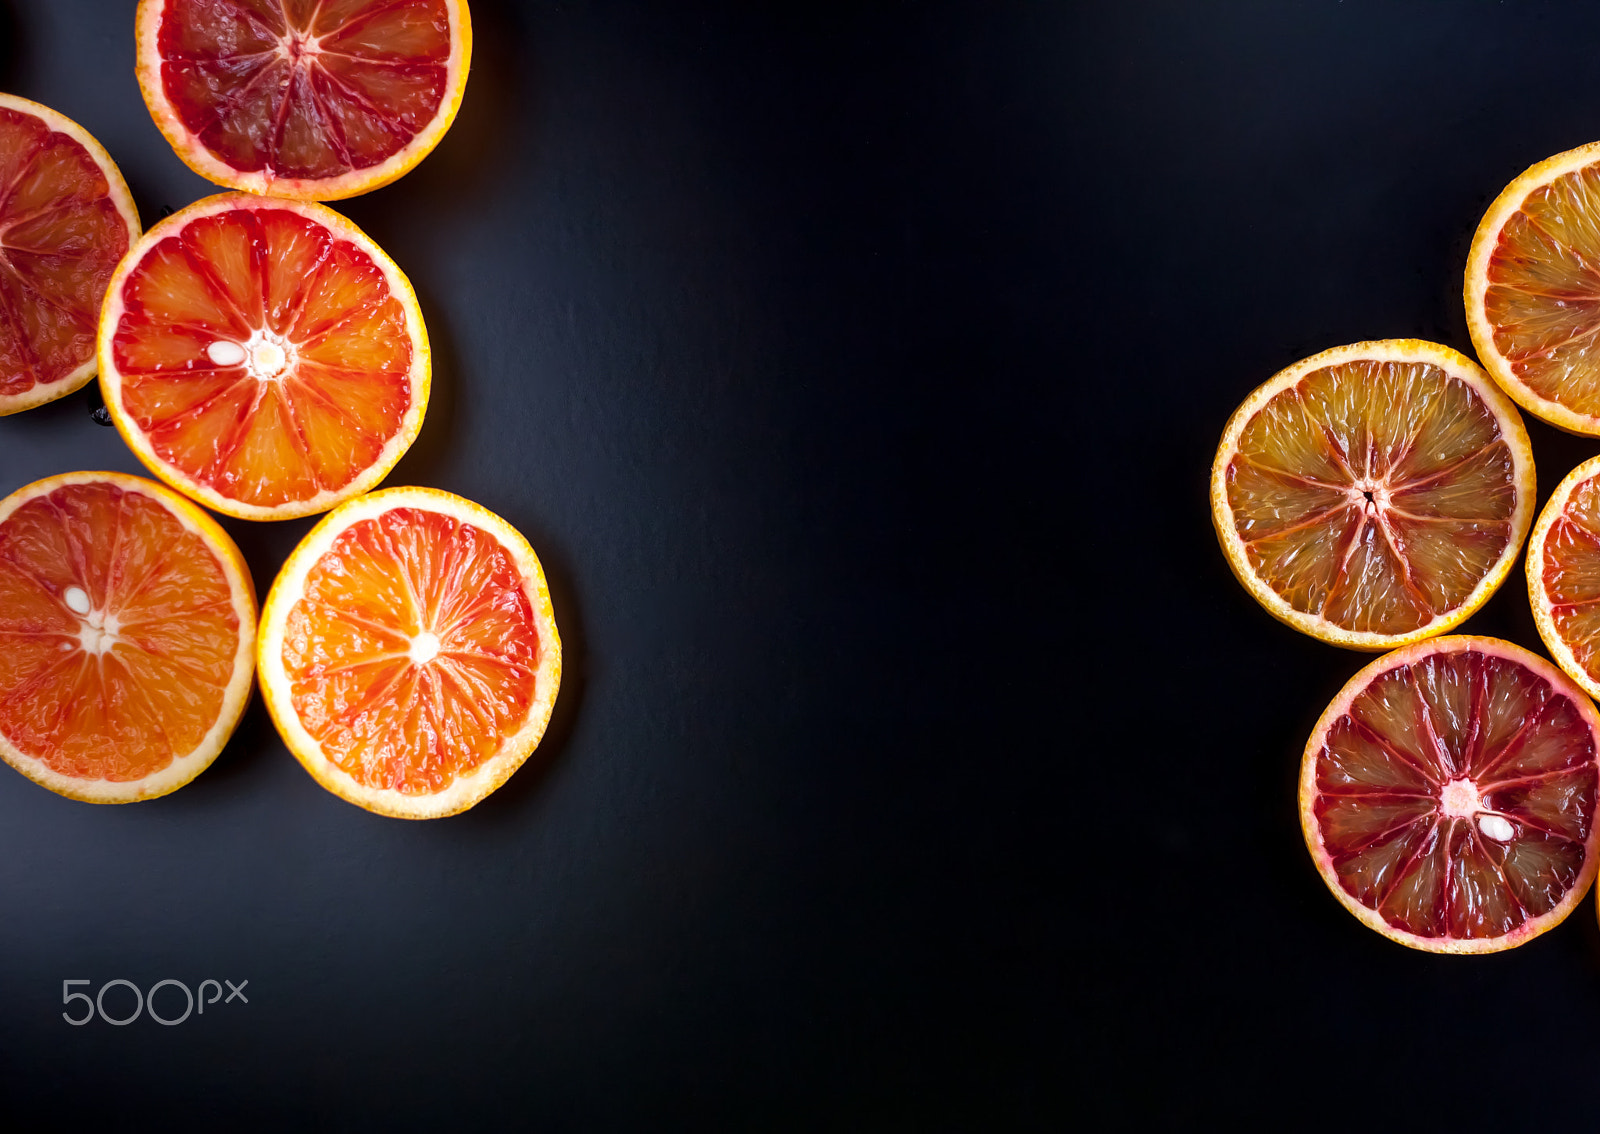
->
[0, 472, 255, 802]
[0, 95, 139, 415]
[1526, 456, 1600, 702]
[258, 486, 560, 818]
[1212, 340, 1535, 649]
[1300, 636, 1600, 952]
[99, 194, 429, 521]
[1466, 141, 1600, 434]
[136, 0, 472, 200]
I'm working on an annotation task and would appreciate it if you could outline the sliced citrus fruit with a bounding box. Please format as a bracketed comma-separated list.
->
[0, 471, 256, 803]
[1526, 455, 1600, 702]
[1301, 635, 1600, 953]
[1211, 340, 1535, 650]
[136, 0, 472, 201]
[0, 94, 139, 416]
[98, 193, 429, 521]
[257, 486, 561, 818]
[1465, 140, 1600, 435]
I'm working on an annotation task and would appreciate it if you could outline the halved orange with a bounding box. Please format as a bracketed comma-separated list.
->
[1301, 636, 1600, 953]
[0, 94, 139, 416]
[1211, 340, 1535, 650]
[0, 471, 256, 803]
[1466, 140, 1600, 435]
[136, 0, 472, 201]
[1527, 455, 1600, 701]
[257, 486, 560, 818]
[99, 193, 429, 521]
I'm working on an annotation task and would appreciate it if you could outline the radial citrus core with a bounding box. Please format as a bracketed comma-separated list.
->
[140, 0, 469, 198]
[0, 97, 137, 414]
[103, 198, 422, 518]
[0, 476, 250, 795]
[1220, 353, 1525, 640]
[282, 504, 544, 796]
[1304, 641, 1600, 948]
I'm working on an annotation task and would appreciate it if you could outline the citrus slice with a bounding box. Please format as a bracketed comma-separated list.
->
[1526, 455, 1600, 702]
[98, 193, 429, 521]
[0, 471, 256, 802]
[257, 486, 561, 818]
[1301, 635, 1600, 953]
[1465, 140, 1600, 435]
[0, 95, 139, 416]
[136, 0, 472, 201]
[1211, 340, 1535, 650]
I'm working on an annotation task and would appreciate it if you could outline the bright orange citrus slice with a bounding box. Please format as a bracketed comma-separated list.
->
[1526, 455, 1600, 701]
[1212, 340, 1535, 649]
[1465, 140, 1600, 435]
[98, 193, 429, 521]
[257, 486, 561, 818]
[0, 471, 256, 803]
[136, 0, 472, 201]
[0, 94, 139, 416]
[1301, 635, 1600, 953]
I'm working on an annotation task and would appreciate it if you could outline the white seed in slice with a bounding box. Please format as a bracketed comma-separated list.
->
[63, 585, 90, 614]
[1477, 813, 1515, 842]
[207, 340, 247, 366]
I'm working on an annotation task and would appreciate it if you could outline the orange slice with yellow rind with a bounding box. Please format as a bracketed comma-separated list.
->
[1526, 455, 1600, 702]
[1300, 635, 1600, 953]
[1212, 340, 1535, 650]
[0, 94, 140, 416]
[258, 485, 561, 818]
[99, 193, 429, 521]
[1466, 140, 1600, 436]
[0, 471, 256, 803]
[136, 0, 472, 201]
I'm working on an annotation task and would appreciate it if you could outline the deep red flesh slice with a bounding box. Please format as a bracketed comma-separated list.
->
[1313, 648, 1598, 940]
[156, 0, 451, 179]
[0, 107, 131, 394]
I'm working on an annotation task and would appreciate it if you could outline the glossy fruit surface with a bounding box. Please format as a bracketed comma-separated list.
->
[0, 94, 139, 415]
[257, 486, 560, 818]
[0, 472, 255, 802]
[99, 193, 428, 520]
[1212, 340, 1534, 649]
[1527, 455, 1600, 701]
[1467, 140, 1600, 435]
[1300, 636, 1600, 953]
[136, 0, 472, 201]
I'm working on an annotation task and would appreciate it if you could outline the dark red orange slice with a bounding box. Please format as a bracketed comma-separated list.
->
[136, 0, 472, 201]
[0, 95, 139, 415]
[1300, 635, 1600, 952]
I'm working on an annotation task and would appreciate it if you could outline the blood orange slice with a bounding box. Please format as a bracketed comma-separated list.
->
[0, 95, 139, 415]
[0, 472, 256, 802]
[136, 0, 472, 201]
[1301, 636, 1600, 953]
[257, 486, 561, 818]
[1212, 340, 1535, 649]
[1527, 455, 1600, 701]
[99, 193, 429, 521]
[1467, 141, 1600, 435]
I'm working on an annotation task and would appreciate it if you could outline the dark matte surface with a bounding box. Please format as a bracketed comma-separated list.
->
[0, 1, 1066, 1128]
